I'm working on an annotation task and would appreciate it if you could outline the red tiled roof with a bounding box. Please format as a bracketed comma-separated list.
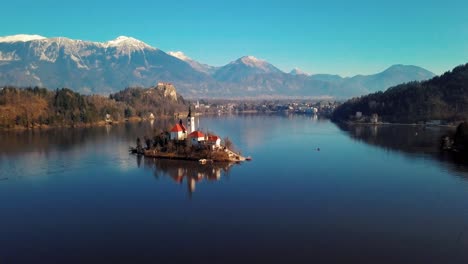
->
[188, 130, 205, 138]
[170, 123, 186, 132]
[207, 135, 220, 142]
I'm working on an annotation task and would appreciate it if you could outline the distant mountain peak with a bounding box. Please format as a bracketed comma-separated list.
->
[290, 67, 309, 76]
[168, 50, 215, 75]
[386, 64, 410, 70]
[0, 34, 438, 98]
[0, 34, 46, 42]
[105, 36, 155, 50]
[239, 55, 263, 65]
[380, 64, 435, 78]
[384, 64, 428, 71]
[229, 55, 282, 73]
[168, 51, 191, 61]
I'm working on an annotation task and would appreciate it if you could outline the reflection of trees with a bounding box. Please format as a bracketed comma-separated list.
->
[143, 158, 234, 194]
[0, 119, 172, 157]
[337, 123, 445, 154]
[337, 123, 468, 179]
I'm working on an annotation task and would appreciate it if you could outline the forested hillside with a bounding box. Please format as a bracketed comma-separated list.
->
[332, 63, 468, 123]
[0, 84, 187, 129]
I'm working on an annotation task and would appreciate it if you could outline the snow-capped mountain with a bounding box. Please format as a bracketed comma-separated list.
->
[168, 51, 216, 74]
[105, 36, 153, 49]
[213, 56, 283, 82]
[105, 36, 156, 57]
[0, 34, 46, 42]
[236, 56, 281, 72]
[0, 34, 211, 95]
[0, 34, 436, 98]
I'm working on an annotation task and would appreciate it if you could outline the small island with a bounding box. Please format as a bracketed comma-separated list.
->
[131, 107, 248, 163]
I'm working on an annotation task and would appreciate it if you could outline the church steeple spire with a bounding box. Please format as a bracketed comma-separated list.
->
[187, 105, 195, 133]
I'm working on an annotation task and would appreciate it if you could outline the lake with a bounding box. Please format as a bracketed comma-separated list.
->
[1, 114, 468, 263]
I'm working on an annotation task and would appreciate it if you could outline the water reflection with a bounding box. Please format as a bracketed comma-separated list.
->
[198, 113, 329, 150]
[338, 123, 468, 178]
[0, 119, 172, 157]
[0, 120, 173, 179]
[143, 158, 233, 195]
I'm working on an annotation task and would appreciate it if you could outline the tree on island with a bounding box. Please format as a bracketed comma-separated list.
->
[136, 137, 143, 153]
[144, 136, 152, 150]
[223, 137, 233, 149]
[454, 122, 468, 151]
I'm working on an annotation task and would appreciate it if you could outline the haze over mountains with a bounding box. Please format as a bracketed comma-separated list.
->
[0, 34, 436, 98]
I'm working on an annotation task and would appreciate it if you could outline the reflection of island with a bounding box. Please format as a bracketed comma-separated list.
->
[143, 158, 234, 194]
[337, 123, 468, 178]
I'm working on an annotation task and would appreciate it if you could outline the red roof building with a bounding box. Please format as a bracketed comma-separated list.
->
[188, 130, 205, 146]
[206, 135, 221, 147]
[170, 123, 186, 132]
[170, 123, 187, 140]
[207, 135, 220, 142]
[188, 131, 205, 138]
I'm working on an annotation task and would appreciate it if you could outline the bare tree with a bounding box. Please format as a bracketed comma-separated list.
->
[223, 137, 233, 149]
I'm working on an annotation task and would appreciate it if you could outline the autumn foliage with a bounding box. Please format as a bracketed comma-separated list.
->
[0, 86, 187, 129]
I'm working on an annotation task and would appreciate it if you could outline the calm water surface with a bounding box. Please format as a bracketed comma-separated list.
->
[1, 115, 468, 263]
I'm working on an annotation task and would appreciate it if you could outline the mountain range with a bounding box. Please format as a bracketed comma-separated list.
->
[0, 34, 436, 98]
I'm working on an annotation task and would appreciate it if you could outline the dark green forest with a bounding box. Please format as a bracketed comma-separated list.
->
[332, 63, 468, 123]
[0, 85, 187, 129]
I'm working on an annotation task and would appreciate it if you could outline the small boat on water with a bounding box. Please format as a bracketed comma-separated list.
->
[246, 156, 252, 161]
[199, 159, 213, 164]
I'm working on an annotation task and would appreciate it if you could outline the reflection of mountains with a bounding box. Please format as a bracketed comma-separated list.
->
[338, 123, 468, 178]
[143, 158, 234, 194]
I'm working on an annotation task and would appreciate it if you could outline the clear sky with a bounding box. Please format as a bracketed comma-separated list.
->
[1, 0, 467, 76]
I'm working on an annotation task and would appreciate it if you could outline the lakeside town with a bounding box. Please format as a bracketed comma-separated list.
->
[190, 99, 340, 116]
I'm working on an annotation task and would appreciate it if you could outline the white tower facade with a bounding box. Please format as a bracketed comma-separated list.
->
[187, 107, 195, 134]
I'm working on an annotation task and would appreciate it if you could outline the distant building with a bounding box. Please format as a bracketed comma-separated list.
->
[370, 113, 378, 123]
[188, 130, 205, 146]
[355, 112, 362, 119]
[148, 113, 155, 120]
[187, 107, 195, 134]
[206, 135, 221, 149]
[105, 113, 112, 123]
[170, 122, 187, 140]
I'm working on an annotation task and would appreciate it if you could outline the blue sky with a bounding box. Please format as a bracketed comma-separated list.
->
[1, 0, 467, 76]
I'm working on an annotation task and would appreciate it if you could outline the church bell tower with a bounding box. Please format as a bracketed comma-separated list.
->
[187, 106, 195, 133]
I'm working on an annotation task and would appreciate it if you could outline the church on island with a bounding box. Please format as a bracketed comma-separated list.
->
[132, 106, 247, 162]
[169, 108, 221, 149]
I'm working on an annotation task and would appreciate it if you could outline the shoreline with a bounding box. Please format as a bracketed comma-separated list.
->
[143, 151, 246, 163]
[2, 114, 459, 132]
[342, 120, 457, 128]
[141, 148, 247, 163]
[0, 116, 171, 131]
